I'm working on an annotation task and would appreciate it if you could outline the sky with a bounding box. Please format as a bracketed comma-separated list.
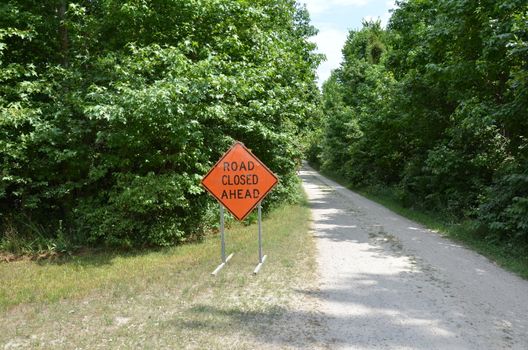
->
[302, 0, 397, 86]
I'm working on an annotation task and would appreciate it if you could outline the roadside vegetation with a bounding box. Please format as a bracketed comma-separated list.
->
[1, 192, 321, 348]
[309, 0, 528, 274]
[0, 2, 322, 344]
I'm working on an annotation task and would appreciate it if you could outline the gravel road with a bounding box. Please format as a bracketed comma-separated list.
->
[300, 165, 528, 350]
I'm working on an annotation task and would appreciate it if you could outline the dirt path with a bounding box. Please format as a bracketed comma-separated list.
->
[300, 165, 528, 350]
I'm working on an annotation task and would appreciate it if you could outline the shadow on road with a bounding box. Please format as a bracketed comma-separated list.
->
[294, 166, 487, 349]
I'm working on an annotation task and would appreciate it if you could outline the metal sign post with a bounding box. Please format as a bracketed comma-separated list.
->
[211, 204, 234, 276]
[201, 141, 278, 276]
[253, 202, 267, 274]
[220, 204, 225, 262]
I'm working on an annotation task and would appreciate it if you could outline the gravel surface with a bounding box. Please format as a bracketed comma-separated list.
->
[300, 165, 528, 350]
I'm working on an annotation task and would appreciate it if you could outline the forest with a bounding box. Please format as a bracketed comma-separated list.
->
[309, 0, 528, 246]
[0, 0, 321, 250]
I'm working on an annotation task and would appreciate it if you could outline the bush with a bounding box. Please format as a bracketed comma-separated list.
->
[477, 162, 528, 243]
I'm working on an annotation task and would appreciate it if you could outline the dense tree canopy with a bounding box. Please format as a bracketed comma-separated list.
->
[312, 0, 528, 243]
[0, 0, 322, 249]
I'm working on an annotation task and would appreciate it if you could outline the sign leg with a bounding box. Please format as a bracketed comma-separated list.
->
[220, 204, 226, 263]
[258, 202, 263, 263]
[253, 202, 267, 274]
[212, 204, 233, 276]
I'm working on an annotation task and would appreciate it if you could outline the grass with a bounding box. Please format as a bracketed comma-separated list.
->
[0, 188, 323, 349]
[319, 168, 528, 280]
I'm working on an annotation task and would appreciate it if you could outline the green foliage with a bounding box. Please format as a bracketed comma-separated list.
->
[319, 22, 400, 184]
[313, 1, 528, 243]
[477, 161, 528, 243]
[0, 0, 321, 249]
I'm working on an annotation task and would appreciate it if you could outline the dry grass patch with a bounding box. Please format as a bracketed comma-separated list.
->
[0, 189, 326, 349]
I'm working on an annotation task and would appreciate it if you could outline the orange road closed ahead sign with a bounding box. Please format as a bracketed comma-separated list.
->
[201, 142, 278, 221]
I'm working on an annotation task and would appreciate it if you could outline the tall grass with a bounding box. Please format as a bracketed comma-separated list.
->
[0, 191, 315, 311]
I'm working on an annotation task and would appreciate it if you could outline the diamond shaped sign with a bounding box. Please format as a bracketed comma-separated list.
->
[201, 142, 278, 221]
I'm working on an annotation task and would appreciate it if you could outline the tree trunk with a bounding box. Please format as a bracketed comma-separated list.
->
[58, 1, 69, 67]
